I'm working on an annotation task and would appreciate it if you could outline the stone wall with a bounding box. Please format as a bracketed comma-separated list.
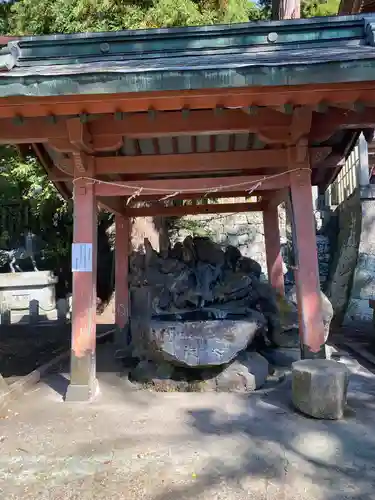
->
[342, 192, 375, 324]
[324, 192, 361, 324]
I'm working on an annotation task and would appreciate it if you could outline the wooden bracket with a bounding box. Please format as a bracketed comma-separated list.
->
[309, 146, 332, 165]
[288, 140, 311, 187]
[289, 107, 313, 144]
[72, 151, 95, 176]
[288, 139, 309, 166]
[257, 127, 290, 144]
[67, 117, 94, 155]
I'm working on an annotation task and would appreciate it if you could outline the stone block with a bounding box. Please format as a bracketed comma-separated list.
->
[215, 352, 269, 392]
[148, 315, 265, 367]
[0, 374, 8, 395]
[261, 347, 301, 367]
[29, 299, 39, 324]
[57, 298, 68, 322]
[292, 359, 350, 419]
[0, 304, 11, 325]
[344, 298, 373, 323]
[0, 271, 57, 323]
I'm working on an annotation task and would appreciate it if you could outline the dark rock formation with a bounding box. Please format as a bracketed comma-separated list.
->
[127, 235, 333, 392]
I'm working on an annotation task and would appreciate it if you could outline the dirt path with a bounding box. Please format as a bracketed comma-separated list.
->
[1, 344, 375, 500]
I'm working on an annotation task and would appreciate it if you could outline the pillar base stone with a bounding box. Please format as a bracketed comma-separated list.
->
[301, 343, 326, 360]
[65, 379, 99, 402]
[292, 359, 350, 420]
[0, 374, 9, 395]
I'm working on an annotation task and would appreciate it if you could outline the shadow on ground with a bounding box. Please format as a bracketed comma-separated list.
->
[148, 368, 375, 500]
[1, 343, 375, 499]
[0, 323, 114, 379]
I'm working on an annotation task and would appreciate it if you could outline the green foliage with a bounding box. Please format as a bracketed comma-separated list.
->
[0, 4, 12, 35]
[0, 146, 72, 261]
[301, 0, 340, 17]
[4, 0, 263, 36]
[258, 0, 339, 19]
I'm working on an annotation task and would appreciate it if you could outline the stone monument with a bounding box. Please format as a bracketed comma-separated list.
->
[0, 232, 58, 324]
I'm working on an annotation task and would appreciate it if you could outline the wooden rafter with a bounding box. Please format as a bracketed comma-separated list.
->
[1, 82, 375, 118]
[0, 105, 373, 149]
[89, 108, 291, 138]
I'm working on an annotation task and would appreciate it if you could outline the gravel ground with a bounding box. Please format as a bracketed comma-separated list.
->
[0, 344, 375, 500]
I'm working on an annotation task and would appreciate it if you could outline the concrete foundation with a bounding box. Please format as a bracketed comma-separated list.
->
[292, 359, 350, 419]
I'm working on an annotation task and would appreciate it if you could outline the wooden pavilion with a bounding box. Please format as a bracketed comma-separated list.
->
[1, 14, 375, 400]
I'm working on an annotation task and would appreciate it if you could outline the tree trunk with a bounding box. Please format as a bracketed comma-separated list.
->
[272, 0, 300, 20]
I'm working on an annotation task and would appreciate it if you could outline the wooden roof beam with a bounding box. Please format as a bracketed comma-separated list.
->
[0, 109, 291, 145]
[262, 188, 289, 207]
[89, 108, 291, 139]
[128, 190, 267, 202]
[311, 107, 375, 141]
[2, 105, 375, 146]
[58, 147, 331, 177]
[97, 197, 127, 215]
[2, 82, 375, 119]
[93, 174, 290, 197]
[123, 201, 267, 217]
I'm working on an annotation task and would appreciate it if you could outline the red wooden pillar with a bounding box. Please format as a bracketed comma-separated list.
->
[65, 178, 98, 402]
[115, 215, 131, 346]
[263, 204, 285, 296]
[289, 167, 325, 359]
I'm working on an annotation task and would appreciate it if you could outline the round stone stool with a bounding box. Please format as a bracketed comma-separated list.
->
[292, 359, 350, 420]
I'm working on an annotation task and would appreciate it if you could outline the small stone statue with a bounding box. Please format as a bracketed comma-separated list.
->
[0, 231, 41, 273]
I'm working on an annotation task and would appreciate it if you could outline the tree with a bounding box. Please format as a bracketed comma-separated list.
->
[3, 0, 263, 36]
[0, 146, 72, 260]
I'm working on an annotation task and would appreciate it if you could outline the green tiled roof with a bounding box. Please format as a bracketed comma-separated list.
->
[1, 15, 375, 97]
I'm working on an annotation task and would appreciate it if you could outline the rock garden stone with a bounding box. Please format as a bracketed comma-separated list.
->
[148, 315, 266, 367]
[261, 347, 301, 367]
[224, 245, 241, 271]
[237, 256, 262, 278]
[182, 236, 196, 265]
[215, 352, 269, 392]
[193, 236, 225, 266]
[213, 271, 253, 302]
[292, 359, 350, 419]
[131, 359, 175, 382]
[169, 241, 184, 261]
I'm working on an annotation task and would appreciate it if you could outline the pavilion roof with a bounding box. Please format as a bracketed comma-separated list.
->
[1, 15, 375, 200]
[1, 15, 375, 97]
